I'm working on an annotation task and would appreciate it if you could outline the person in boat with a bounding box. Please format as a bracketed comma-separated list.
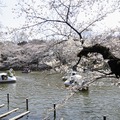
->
[64, 71, 83, 87]
[1, 74, 8, 80]
[7, 68, 15, 77]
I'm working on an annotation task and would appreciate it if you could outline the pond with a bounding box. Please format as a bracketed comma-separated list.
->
[0, 71, 120, 120]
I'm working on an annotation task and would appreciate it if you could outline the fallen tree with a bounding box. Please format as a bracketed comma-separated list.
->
[73, 44, 120, 78]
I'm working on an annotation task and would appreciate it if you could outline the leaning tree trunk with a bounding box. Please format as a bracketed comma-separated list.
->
[74, 44, 120, 78]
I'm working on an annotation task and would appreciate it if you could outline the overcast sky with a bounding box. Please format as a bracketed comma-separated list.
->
[0, 0, 25, 28]
[0, 0, 120, 32]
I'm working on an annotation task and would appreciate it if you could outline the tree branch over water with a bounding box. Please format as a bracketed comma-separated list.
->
[76, 44, 120, 78]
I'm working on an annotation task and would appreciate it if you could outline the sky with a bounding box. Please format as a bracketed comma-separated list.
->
[0, 0, 25, 28]
[0, 0, 120, 34]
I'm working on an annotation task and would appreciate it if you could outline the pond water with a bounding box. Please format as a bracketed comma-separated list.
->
[0, 71, 120, 120]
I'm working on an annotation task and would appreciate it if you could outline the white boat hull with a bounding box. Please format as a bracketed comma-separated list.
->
[0, 73, 16, 83]
[64, 80, 75, 87]
[64, 80, 89, 91]
[63, 71, 88, 91]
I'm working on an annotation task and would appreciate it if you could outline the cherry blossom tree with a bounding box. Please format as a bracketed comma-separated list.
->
[15, 0, 120, 43]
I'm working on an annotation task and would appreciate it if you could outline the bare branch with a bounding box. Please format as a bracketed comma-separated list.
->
[66, 1, 71, 22]
[80, 10, 116, 34]
[14, 0, 120, 41]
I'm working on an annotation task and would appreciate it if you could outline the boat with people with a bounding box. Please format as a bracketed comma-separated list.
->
[0, 72, 17, 83]
[63, 70, 88, 91]
[0, 68, 16, 83]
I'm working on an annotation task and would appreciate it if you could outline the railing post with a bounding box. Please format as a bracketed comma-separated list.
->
[7, 93, 9, 110]
[7, 93, 9, 104]
[103, 116, 106, 120]
[54, 104, 56, 119]
[26, 98, 28, 111]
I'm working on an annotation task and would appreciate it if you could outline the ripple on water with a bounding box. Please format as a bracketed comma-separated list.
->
[0, 72, 120, 120]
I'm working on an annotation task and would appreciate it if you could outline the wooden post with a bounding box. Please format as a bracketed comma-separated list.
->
[26, 99, 28, 111]
[7, 94, 9, 104]
[54, 104, 56, 119]
[103, 116, 106, 120]
[7, 94, 9, 110]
